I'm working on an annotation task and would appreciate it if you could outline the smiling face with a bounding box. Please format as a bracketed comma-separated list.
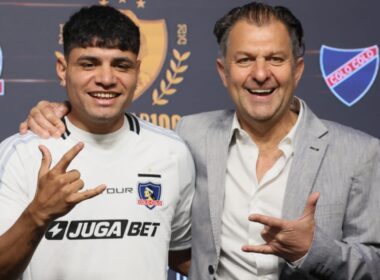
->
[57, 47, 140, 134]
[217, 19, 304, 134]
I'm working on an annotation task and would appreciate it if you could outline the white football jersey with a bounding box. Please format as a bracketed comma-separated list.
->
[0, 114, 195, 280]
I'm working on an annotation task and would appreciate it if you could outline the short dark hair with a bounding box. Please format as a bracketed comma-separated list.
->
[214, 2, 305, 59]
[63, 5, 140, 57]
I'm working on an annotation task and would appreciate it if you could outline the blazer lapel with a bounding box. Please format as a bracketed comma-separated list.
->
[282, 103, 329, 220]
[206, 111, 233, 257]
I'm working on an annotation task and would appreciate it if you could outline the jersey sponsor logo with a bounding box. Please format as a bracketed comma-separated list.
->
[0, 46, 4, 96]
[320, 45, 379, 106]
[45, 221, 68, 240]
[45, 219, 160, 240]
[106, 187, 134, 195]
[138, 182, 163, 209]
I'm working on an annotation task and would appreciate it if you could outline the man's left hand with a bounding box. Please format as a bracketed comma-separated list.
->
[242, 192, 320, 262]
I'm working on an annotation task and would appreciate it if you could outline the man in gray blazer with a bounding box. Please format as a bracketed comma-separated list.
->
[19, 2, 380, 279]
[175, 2, 380, 279]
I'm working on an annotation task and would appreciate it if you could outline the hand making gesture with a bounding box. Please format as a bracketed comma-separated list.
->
[27, 142, 106, 226]
[242, 192, 320, 262]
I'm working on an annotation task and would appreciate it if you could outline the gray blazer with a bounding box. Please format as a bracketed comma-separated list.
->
[176, 103, 380, 279]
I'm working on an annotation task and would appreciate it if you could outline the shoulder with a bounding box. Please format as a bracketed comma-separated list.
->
[301, 100, 377, 147]
[136, 118, 195, 173]
[0, 131, 40, 155]
[0, 131, 39, 147]
[137, 117, 190, 153]
[176, 109, 233, 137]
[0, 132, 42, 171]
[139, 118, 182, 142]
[179, 110, 232, 127]
[321, 120, 380, 162]
[0, 131, 62, 162]
[323, 119, 378, 145]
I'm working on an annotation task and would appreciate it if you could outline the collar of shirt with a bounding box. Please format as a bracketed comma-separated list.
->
[229, 97, 305, 160]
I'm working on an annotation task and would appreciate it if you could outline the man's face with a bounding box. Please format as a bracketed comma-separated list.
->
[217, 19, 304, 132]
[57, 47, 140, 133]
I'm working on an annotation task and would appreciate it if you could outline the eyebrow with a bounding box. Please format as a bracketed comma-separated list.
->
[76, 56, 99, 62]
[234, 50, 288, 56]
[76, 55, 136, 66]
[112, 57, 135, 65]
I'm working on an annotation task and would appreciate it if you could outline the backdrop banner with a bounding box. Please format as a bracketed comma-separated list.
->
[0, 1, 379, 279]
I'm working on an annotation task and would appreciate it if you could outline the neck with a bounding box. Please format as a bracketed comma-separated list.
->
[67, 113, 124, 135]
[239, 110, 298, 151]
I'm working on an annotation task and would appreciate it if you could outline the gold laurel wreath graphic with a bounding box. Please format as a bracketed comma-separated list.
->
[152, 49, 190, 106]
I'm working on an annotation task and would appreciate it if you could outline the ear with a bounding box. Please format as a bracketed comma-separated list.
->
[135, 59, 141, 76]
[216, 57, 228, 88]
[294, 57, 305, 86]
[56, 53, 67, 87]
[133, 59, 141, 92]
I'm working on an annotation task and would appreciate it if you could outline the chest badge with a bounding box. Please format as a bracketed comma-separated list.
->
[138, 182, 163, 209]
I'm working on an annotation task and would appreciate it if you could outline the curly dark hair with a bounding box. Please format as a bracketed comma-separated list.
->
[214, 2, 305, 59]
[63, 5, 140, 57]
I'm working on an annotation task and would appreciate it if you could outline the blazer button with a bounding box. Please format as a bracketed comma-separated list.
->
[208, 265, 215, 274]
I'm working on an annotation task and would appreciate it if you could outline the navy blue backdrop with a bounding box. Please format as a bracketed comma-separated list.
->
[0, 1, 379, 279]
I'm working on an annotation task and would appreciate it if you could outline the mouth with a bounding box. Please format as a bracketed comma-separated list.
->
[245, 88, 275, 96]
[88, 92, 121, 100]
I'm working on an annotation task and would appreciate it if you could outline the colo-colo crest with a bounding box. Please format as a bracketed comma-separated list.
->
[320, 45, 379, 106]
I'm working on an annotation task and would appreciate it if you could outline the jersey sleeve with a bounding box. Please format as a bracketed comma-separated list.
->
[169, 143, 195, 251]
[0, 134, 37, 235]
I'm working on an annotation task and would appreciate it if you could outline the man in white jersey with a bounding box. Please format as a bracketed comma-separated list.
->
[0, 5, 194, 280]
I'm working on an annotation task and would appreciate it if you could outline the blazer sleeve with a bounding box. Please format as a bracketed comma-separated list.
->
[287, 137, 380, 279]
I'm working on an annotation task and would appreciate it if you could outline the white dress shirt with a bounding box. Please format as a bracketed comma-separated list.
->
[216, 102, 304, 280]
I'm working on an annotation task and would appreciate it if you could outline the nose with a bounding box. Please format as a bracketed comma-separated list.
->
[251, 58, 270, 84]
[95, 66, 117, 88]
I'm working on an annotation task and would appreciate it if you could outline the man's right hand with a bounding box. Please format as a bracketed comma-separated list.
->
[0, 142, 104, 280]
[19, 101, 70, 139]
[27, 142, 106, 227]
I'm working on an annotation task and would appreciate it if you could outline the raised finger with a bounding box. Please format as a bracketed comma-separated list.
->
[242, 244, 275, 255]
[249, 214, 284, 229]
[67, 184, 106, 204]
[38, 145, 52, 178]
[301, 192, 320, 218]
[52, 142, 84, 173]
